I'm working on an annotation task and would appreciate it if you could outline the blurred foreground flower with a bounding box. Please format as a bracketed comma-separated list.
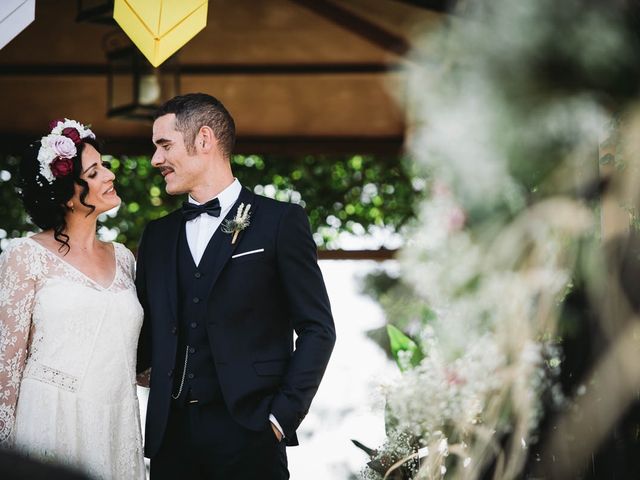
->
[355, 0, 640, 478]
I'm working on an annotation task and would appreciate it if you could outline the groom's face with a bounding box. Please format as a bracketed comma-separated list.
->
[151, 114, 204, 195]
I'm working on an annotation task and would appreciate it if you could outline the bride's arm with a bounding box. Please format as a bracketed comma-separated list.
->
[0, 241, 36, 445]
[129, 236, 151, 387]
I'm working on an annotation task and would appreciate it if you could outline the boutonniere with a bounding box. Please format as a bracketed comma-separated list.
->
[222, 203, 252, 244]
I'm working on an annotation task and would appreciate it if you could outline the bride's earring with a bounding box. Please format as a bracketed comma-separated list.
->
[68, 203, 75, 213]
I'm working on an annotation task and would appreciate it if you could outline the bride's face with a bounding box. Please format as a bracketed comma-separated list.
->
[68, 143, 120, 216]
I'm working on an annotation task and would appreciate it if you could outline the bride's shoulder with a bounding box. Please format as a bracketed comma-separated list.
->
[112, 241, 136, 263]
[110, 242, 137, 281]
[1, 237, 37, 256]
[0, 237, 43, 270]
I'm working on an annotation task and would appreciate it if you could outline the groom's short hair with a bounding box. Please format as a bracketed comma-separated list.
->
[154, 93, 236, 160]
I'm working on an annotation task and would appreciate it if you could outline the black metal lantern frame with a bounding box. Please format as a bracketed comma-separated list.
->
[105, 44, 180, 122]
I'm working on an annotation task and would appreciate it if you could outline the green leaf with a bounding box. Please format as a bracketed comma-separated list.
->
[386, 325, 424, 372]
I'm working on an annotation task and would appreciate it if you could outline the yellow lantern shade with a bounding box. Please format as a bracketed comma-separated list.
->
[113, 0, 208, 67]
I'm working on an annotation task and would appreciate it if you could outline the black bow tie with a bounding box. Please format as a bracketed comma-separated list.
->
[181, 198, 222, 221]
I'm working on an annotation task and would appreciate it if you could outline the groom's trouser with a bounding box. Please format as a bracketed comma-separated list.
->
[150, 399, 289, 480]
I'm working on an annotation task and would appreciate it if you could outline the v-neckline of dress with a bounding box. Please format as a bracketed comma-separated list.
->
[27, 237, 118, 291]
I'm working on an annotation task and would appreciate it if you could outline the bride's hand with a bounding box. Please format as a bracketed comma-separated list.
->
[135, 368, 151, 388]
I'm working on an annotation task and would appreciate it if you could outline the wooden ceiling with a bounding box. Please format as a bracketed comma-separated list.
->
[0, 0, 445, 155]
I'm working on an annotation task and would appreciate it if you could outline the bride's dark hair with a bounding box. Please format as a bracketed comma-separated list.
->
[18, 138, 100, 255]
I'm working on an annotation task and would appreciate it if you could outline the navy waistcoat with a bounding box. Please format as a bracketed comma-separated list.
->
[173, 223, 223, 406]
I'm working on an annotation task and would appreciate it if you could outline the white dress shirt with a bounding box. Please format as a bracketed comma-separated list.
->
[185, 178, 242, 266]
[184, 179, 285, 439]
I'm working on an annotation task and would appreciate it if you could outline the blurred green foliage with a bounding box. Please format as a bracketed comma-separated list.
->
[0, 153, 420, 251]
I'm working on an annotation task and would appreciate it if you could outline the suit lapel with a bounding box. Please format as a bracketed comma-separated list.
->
[203, 187, 256, 300]
[163, 211, 183, 324]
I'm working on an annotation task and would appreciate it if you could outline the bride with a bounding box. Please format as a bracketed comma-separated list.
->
[0, 119, 145, 479]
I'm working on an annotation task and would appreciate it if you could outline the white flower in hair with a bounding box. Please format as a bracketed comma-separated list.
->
[50, 118, 96, 140]
[37, 134, 60, 183]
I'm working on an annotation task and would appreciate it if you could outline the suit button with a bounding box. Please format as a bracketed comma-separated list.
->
[190, 322, 198, 328]
[189, 347, 196, 354]
[187, 373, 195, 379]
[171, 326, 177, 335]
[193, 297, 200, 304]
[167, 369, 174, 377]
[194, 272, 202, 279]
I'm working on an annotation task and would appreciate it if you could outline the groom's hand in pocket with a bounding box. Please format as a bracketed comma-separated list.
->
[270, 422, 283, 442]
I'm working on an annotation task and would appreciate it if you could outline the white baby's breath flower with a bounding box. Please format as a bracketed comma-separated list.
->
[51, 118, 95, 139]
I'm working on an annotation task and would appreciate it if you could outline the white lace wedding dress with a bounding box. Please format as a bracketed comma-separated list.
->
[0, 237, 145, 479]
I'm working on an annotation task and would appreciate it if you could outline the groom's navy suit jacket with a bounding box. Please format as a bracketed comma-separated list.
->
[135, 187, 336, 458]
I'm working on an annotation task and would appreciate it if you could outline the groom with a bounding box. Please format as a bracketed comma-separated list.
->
[135, 93, 336, 479]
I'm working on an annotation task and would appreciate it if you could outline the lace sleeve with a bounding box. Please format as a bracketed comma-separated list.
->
[124, 244, 152, 387]
[0, 240, 37, 445]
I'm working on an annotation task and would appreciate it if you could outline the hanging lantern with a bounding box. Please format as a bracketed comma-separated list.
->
[113, 0, 208, 67]
[0, 0, 35, 51]
[76, 0, 115, 24]
[105, 33, 180, 121]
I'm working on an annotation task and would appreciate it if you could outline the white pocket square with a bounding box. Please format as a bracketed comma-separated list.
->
[232, 248, 265, 259]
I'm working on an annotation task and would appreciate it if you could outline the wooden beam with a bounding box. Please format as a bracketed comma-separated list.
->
[390, 0, 457, 13]
[290, 0, 411, 56]
[232, 136, 404, 155]
[0, 62, 405, 76]
[318, 248, 397, 260]
[0, 134, 404, 156]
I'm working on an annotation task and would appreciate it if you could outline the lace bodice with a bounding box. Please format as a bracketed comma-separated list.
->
[0, 237, 139, 444]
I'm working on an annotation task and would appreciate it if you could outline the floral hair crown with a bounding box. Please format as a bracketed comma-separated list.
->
[37, 118, 96, 184]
